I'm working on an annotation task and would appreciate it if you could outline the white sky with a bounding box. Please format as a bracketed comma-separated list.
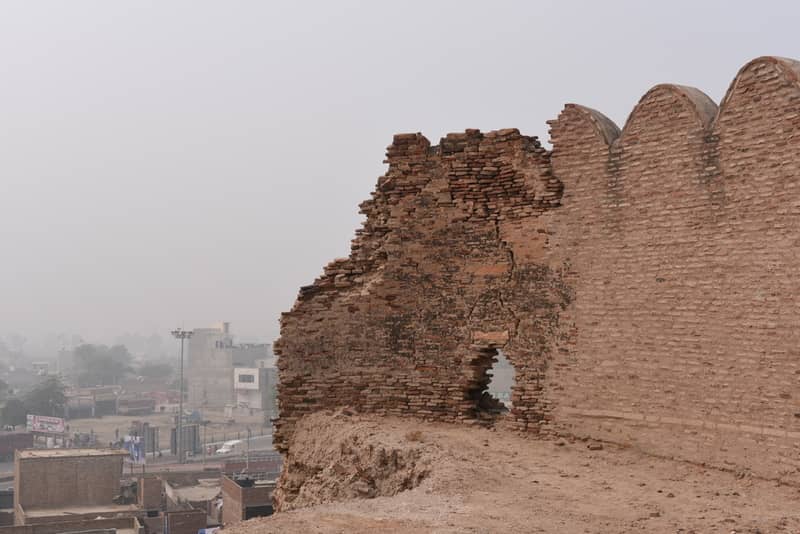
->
[0, 0, 797, 346]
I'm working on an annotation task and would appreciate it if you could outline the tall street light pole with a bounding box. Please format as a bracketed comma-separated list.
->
[171, 328, 193, 464]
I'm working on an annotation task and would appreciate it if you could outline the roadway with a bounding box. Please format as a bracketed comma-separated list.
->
[0, 432, 275, 490]
[149, 432, 273, 462]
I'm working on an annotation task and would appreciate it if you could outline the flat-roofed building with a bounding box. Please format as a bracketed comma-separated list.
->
[187, 322, 274, 410]
[221, 474, 274, 525]
[0, 516, 142, 534]
[13, 448, 134, 526]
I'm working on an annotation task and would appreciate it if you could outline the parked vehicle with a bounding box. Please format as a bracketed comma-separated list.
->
[215, 439, 243, 455]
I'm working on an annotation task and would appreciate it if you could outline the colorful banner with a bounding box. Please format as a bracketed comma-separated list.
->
[26, 414, 66, 433]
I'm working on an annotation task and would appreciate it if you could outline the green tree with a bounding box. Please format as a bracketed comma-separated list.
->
[24, 376, 66, 417]
[1, 398, 27, 428]
[74, 343, 133, 386]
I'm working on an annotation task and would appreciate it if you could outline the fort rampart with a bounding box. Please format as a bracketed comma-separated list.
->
[275, 57, 800, 482]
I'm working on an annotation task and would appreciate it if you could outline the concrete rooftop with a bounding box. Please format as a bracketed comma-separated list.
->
[17, 448, 129, 459]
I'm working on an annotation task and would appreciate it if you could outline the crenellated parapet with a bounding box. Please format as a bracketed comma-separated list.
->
[275, 57, 800, 483]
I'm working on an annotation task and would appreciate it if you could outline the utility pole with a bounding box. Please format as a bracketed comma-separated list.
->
[170, 328, 193, 464]
[202, 420, 208, 467]
[246, 426, 251, 473]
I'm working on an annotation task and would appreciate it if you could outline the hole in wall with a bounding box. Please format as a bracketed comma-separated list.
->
[487, 349, 515, 410]
[469, 347, 516, 419]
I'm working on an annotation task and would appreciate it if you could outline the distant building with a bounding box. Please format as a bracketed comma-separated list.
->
[187, 323, 235, 409]
[116, 394, 156, 416]
[13, 448, 137, 526]
[230, 367, 277, 418]
[221, 474, 274, 525]
[186, 323, 274, 410]
[65, 386, 122, 419]
[232, 343, 272, 368]
[13, 448, 211, 532]
[30, 362, 49, 376]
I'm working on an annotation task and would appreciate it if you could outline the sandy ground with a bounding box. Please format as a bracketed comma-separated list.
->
[227, 414, 799, 533]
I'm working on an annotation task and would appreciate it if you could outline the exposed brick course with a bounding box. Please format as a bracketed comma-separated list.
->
[13, 449, 127, 523]
[275, 56, 800, 481]
[165, 509, 205, 534]
[222, 475, 273, 525]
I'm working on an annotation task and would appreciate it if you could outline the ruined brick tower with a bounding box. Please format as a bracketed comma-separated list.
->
[275, 56, 800, 482]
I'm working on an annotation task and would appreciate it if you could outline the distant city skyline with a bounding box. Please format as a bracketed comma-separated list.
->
[0, 324, 270, 361]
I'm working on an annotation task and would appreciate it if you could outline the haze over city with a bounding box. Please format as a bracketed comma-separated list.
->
[1, 0, 798, 347]
[2, 1, 800, 532]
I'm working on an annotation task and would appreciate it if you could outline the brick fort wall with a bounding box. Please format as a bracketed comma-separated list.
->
[274, 56, 800, 482]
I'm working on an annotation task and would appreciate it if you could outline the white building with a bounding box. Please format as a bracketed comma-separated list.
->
[231, 366, 277, 417]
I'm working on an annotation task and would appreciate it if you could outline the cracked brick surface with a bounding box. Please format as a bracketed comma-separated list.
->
[275, 57, 800, 482]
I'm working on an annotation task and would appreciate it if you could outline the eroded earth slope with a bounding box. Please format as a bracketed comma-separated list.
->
[229, 413, 799, 533]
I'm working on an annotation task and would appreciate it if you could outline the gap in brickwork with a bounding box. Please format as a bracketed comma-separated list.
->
[471, 348, 514, 419]
[487, 349, 515, 410]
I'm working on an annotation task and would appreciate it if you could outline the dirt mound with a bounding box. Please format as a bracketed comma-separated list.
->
[228, 414, 800, 533]
[273, 410, 436, 511]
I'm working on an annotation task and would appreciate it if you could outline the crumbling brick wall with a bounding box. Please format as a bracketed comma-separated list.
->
[275, 56, 800, 481]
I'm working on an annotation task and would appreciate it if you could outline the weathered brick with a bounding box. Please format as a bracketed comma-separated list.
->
[275, 56, 800, 483]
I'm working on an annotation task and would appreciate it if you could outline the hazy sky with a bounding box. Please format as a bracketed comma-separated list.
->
[0, 1, 798, 346]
